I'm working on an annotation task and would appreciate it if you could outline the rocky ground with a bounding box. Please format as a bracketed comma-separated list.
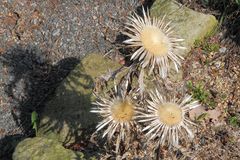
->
[0, 0, 239, 159]
[168, 0, 240, 159]
[180, 30, 240, 160]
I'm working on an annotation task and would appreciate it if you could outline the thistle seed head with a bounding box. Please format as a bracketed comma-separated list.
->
[138, 89, 200, 146]
[91, 87, 138, 143]
[111, 99, 135, 123]
[123, 7, 185, 78]
[157, 102, 182, 126]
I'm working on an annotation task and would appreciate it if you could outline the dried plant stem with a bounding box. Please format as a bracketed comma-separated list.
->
[156, 145, 161, 160]
[115, 134, 121, 154]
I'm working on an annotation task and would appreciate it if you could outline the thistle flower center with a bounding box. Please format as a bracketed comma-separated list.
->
[111, 100, 134, 122]
[158, 103, 182, 126]
[140, 26, 170, 56]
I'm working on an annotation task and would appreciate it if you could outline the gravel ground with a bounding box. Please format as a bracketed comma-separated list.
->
[181, 34, 240, 160]
[0, 0, 145, 158]
[176, 1, 240, 159]
[0, 0, 142, 61]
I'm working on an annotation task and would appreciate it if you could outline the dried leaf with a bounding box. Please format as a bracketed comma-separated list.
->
[189, 105, 205, 120]
[196, 113, 208, 121]
[138, 69, 145, 96]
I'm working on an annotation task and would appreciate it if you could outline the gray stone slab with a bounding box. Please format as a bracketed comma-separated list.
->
[38, 54, 121, 145]
[150, 0, 218, 56]
[13, 137, 82, 160]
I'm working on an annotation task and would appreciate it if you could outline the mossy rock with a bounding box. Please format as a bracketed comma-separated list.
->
[12, 137, 83, 160]
[150, 0, 218, 56]
[38, 53, 121, 145]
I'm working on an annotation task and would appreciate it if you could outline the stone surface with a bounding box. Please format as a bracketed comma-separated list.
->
[150, 0, 218, 56]
[12, 137, 83, 160]
[38, 53, 121, 145]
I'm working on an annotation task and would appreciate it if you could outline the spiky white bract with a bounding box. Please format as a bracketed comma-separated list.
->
[91, 88, 138, 145]
[138, 89, 200, 146]
[123, 7, 185, 78]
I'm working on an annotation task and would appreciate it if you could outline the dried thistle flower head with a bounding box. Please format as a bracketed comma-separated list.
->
[138, 89, 200, 146]
[123, 7, 185, 78]
[91, 87, 138, 151]
[111, 100, 135, 123]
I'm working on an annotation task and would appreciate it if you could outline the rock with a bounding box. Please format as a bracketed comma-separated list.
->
[38, 53, 121, 145]
[150, 0, 218, 56]
[12, 137, 83, 160]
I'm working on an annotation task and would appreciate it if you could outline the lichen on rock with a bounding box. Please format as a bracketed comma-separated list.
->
[12, 137, 83, 160]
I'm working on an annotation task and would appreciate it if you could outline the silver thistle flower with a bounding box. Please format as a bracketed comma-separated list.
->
[123, 7, 185, 78]
[138, 89, 200, 146]
[91, 86, 139, 152]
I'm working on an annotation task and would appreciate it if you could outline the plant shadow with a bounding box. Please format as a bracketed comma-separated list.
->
[0, 45, 97, 159]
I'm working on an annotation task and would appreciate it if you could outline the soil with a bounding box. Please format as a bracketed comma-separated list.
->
[0, 0, 239, 159]
[178, 1, 240, 159]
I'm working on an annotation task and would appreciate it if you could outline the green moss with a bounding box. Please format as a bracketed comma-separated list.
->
[229, 116, 239, 127]
[194, 39, 220, 52]
[194, 32, 220, 53]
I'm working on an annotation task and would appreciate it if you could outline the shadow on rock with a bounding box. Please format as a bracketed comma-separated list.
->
[38, 61, 95, 144]
[34, 53, 122, 159]
[0, 45, 79, 159]
[194, 0, 240, 45]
